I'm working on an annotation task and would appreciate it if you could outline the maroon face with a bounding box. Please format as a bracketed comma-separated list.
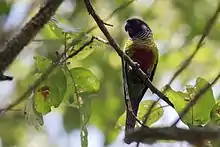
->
[125, 18, 152, 39]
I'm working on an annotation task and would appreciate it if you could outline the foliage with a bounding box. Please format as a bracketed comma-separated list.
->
[163, 77, 216, 126]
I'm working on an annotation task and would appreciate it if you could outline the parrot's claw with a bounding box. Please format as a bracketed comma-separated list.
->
[133, 62, 140, 70]
[146, 69, 151, 79]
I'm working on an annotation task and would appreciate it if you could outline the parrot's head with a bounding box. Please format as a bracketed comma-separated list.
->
[125, 18, 152, 39]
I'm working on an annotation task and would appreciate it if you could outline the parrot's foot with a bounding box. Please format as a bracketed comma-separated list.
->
[132, 62, 140, 70]
[146, 69, 152, 78]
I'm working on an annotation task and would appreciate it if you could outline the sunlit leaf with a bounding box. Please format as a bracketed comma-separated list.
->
[163, 77, 215, 125]
[34, 88, 51, 114]
[71, 44, 95, 60]
[34, 56, 52, 73]
[190, 77, 215, 125]
[46, 69, 67, 107]
[35, 68, 67, 114]
[69, 39, 105, 60]
[162, 85, 189, 117]
[118, 100, 163, 127]
[138, 100, 163, 126]
[69, 67, 100, 94]
[41, 21, 64, 39]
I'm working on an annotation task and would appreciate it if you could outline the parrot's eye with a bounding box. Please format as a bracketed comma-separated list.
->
[141, 24, 148, 31]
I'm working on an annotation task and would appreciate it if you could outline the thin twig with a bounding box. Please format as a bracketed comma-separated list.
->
[172, 72, 220, 126]
[102, 21, 114, 27]
[0, 73, 13, 81]
[93, 36, 109, 45]
[166, 1, 220, 87]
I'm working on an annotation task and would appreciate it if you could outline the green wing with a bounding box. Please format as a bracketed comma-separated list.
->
[136, 58, 158, 103]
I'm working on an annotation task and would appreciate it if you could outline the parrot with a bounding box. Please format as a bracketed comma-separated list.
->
[122, 18, 174, 139]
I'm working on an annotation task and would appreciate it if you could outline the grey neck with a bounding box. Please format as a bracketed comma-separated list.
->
[132, 31, 152, 40]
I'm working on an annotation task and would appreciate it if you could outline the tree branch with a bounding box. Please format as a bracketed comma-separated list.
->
[0, 0, 64, 72]
[125, 127, 220, 145]
[84, 0, 174, 108]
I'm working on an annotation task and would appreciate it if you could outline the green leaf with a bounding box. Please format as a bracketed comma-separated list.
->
[71, 43, 95, 60]
[191, 78, 215, 125]
[40, 19, 80, 40]
[138, 100, 163, 126]
[0, 1, 11, 15]
[118, 100, 163, 127]
[163, 77, 215, 125]
[46, 68, 67, 107]
[34, 56, 52, 73]
[210, 101, 220, 126]
[69, 67, 100, 94]
[24, 97, 44, 130]
[34, 88, 51, 115]
[162, 85, 189, 118]
[69, 38, 106, 60]
[63, 106, 80, 133]
[41, 21, 64, 40]
[35, 68, 67, 114]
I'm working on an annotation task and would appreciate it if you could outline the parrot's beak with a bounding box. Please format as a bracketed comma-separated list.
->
[125, 23, 129, 32]
[125, 24, 128, 32]
[125, 23, 132, 35]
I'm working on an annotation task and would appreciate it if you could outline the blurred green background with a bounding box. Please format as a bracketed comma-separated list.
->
[0, 0, 220, 146]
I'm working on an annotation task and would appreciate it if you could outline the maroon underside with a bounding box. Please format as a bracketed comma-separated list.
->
[132, 47, 154, 72]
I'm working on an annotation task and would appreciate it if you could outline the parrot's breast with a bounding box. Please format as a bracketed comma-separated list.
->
[132, 48, 154, 72]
